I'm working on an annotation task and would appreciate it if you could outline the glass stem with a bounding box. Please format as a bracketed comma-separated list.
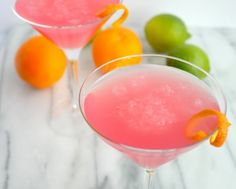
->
[64, 48, 81, 110]
[145, 169, 155, 189]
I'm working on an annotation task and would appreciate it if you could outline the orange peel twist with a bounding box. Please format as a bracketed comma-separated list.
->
[97, 3, 129, 27]
[186, 109, 231, 147]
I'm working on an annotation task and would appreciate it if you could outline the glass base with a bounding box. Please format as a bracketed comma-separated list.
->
[49, 103, 82, 137]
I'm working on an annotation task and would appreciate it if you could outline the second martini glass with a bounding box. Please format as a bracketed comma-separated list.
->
[13, 0, 126, 134]
[79, 54, 229, 188]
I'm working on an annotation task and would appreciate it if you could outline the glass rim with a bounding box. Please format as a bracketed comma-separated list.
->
[79, 53, 227, 153]
[12, 0, 123, 29]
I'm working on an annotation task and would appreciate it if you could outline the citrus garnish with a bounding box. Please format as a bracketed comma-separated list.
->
[186, 109, 231, 147]
[97, 3, 129, 27]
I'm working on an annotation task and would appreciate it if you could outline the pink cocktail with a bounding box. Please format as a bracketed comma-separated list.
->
[14, 0, 120, 48]
[79, 54, 228, 188]
[84, 64, 219, 166]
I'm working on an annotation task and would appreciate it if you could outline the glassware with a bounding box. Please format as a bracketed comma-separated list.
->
[79, 54, 227, 189]
[13, 0, 124, 135]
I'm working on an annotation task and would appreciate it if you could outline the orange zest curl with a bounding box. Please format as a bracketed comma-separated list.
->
[97, 3, 129, 27]
[186, 109, 231, 147]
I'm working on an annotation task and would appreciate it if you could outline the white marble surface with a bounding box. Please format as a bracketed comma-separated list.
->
[0, 24, 236, 189]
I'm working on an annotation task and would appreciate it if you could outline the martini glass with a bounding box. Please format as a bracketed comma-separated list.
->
[13, 0, 124, 135]
[79, 54, 227, 188]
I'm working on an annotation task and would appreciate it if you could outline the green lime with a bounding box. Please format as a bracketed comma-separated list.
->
[145, 14, 191, 52]
[167, 44, 210, 79]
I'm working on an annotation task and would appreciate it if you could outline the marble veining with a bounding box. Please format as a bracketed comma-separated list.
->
[2, 131, 10, 189]
[0, 25, 236, 189]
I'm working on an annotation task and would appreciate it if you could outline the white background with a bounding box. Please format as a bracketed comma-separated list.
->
[1, 0, 236, 32]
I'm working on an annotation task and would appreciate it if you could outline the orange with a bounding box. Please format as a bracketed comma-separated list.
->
[92, 27, 142, 72]
[15, 36, 67, 89]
